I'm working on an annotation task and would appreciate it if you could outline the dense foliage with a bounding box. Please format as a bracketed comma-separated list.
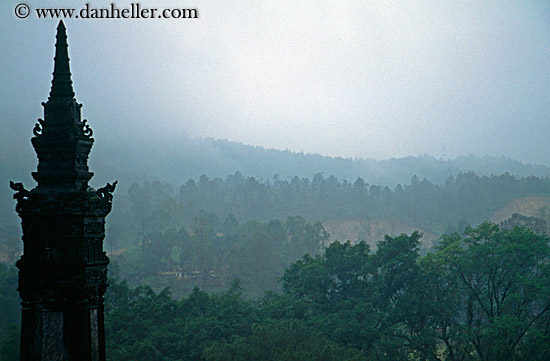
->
[103, 223, 550, 361]
[280, 224, 550, 360]
[1, 223, 549, 360]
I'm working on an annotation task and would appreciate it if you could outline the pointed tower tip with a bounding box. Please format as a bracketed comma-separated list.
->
[49, 20, 74, 100]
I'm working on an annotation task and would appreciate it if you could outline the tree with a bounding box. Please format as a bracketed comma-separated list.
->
[227, 229, 284, 296]
[222, 214, 239, 236]
[425, 223, 550, 361]
[105, 279, 258, 361]
[281, 233, 433, 360]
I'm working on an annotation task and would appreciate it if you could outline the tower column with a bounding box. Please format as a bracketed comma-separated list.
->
[11, 21, 116, 361]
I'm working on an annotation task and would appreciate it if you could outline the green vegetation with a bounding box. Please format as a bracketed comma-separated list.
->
[114, 215, 328, 297]
[1, 223, 549, 360]
[110, 172, 550, 250]
[101, 172, 550, 297]
[104, 223, 550, 360]
[2, 170, 550, 358]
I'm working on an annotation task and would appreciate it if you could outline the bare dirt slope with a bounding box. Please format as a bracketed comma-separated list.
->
[322, 196, 550, 252]
[491, 196, 550, 223]
[322, 218, 438, 250]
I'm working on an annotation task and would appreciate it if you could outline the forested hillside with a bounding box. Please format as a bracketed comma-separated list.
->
[1, 159, 550, 359]
[96, 171, 550, 297]
[90, 137, 550, 186]
[2, 170, 549, 297]
[2, 142, 550, 228]
[112, 215, 329, 297]
[2, 223, 549, 361]
[108, 171, 550, 246]
[2, 1, 547, 358]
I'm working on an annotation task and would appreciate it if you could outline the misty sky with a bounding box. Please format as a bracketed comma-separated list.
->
[1, 1, 549, 165]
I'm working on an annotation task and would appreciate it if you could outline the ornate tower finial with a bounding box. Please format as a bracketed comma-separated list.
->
[49, 20, 75, 100]
[32, 20, 95, 190]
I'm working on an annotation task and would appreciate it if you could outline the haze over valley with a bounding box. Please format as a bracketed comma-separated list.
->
[1, 1, 550, 360]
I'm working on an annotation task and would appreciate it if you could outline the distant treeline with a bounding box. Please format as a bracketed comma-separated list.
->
[91, 137, 550, 186]
[109, 171, 550, 246]
[3, 139, 550, 228]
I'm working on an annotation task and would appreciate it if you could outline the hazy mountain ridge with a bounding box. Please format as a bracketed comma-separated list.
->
[3, 135, 550, 193]
[87, 136, 550, 188]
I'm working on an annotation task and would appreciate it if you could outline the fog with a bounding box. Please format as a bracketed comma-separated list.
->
[1, 1, 549, 170]
[2, 3, 550, 359]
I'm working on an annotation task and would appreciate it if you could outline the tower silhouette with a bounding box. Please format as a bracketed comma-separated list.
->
[11, 21, 116, 361]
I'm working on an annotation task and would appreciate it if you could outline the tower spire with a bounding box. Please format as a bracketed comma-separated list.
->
[49, 20, 75, 100]
[33, 21, 94, 190]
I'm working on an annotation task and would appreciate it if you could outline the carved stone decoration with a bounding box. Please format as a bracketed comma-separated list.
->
[82, 119, 93, 138]
[11, 21, 114, 361]
[33, 120, 43, 136]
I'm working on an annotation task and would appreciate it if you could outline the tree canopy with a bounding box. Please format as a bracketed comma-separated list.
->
[2, 222, 549, 360]
[101, 223, 550, 360]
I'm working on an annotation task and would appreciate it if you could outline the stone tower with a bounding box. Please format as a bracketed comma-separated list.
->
[10, 21, 116, 361]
